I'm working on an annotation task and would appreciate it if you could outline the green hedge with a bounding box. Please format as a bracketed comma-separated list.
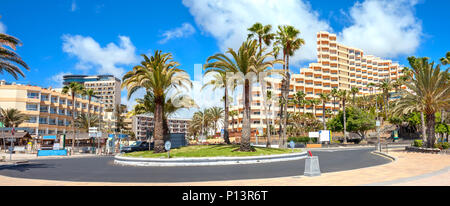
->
[287, 137, 318, 144]
[413, 140, 423, 147]
[434, 142, 449, 150]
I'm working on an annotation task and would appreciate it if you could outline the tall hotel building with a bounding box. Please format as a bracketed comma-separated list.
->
[132, 114, 191, 140]
[0, 80, 104, 136]
[62, 75, 121, 111]
[229, 31, 406, 133]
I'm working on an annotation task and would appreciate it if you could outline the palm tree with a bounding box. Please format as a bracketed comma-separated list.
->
[62, 82, 84, 154]
[319, 93, 331, 129]
[265, 90, 273, 147]
[229, 110, 239, 133]
[367, 83, 377, 115]
[122, 51, 192, 153]
[394, 57, 449, 148]
[75, 113, 101, 132]
[350, 87, 359, 104]
[294, 91, 306, 115]
[191, 108, 213, 140]
[83, 89, 95, 130]
[201, 71, 234, 144]
[203, 40, 281, 151]
[0, 31, 30, 79]
[130, 90, 196, 143]
[208, 106, 224, 136]
[247, 23, 276, 54]
[114, 104, 126, 133]
[378, 78, 393, 119]
[0, 108, 28, 127]
[440, 51, 450, 65]
[331, 88, 339, 115]
[275, 25, 305, 148]
[339, 90, 349, 143]
[311, 98, 320, 117]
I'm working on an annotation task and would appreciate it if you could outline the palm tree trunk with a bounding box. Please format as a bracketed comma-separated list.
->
[87, 98, 91, 130]
[153, 96, 165, 153]
[71, 95, 76, 154]
[323, 102, 326, 130]
[224, 89, 231, 144]
[343, 100, 347, 144]
[261, 84, 270, 148]
[266, 104, 271, 148]
[240, 79, 253, 151]
[421, 112, 427, 146]
[426, 112, 436, 148]
[333, 97, 336, 115]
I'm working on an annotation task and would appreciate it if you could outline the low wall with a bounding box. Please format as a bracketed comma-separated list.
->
[114, 152, 308, 167]
[405, 146, 449, 155]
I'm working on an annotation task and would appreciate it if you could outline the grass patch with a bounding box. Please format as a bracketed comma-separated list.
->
[123, 145, 303, 158]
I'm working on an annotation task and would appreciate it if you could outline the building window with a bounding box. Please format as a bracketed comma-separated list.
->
[50, 107, 57, 114]
[26, 104, 38, 111]
[27, 116, 37, 123]
[41, 95, 49, 101]
[39, 117, 48, 124]
[40, 105, 48, 112]
[27, 92, 39, 99]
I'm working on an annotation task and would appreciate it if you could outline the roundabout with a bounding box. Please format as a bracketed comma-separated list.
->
[0, 148, 392, 183]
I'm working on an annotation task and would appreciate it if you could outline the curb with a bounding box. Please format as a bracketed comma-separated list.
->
[114, 152, 308, 167]
[371, 151, 397, 161]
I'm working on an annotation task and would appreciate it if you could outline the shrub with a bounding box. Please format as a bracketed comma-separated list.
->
[434, 142, 449, 150]
[442, 142, 449, 149]
[413, 140, 423, 147]
[287, 136, 315, 144]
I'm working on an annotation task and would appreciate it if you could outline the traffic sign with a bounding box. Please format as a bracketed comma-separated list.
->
[165, 141, 171, 151]
[289, 140, 295, 149]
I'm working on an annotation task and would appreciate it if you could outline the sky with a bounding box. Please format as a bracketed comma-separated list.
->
[0, 0, 449, 118]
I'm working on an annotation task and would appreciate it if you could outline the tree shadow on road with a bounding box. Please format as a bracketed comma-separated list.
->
[0, 163, 55, 172]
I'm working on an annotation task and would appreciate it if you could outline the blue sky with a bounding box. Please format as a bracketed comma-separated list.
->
[0, 0, 449, 117]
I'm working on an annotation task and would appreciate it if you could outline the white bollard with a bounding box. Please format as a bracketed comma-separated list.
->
[304, 156, 321, 177]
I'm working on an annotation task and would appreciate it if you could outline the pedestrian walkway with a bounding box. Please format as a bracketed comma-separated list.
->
[0, 149, 449, 186]
[0, 152, 105, 166]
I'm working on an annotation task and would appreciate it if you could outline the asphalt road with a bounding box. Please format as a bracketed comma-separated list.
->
[0, 148, 390, 183]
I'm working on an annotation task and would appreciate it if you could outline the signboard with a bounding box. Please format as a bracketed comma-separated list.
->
[376, 120, 381, 127]
[319, 130, 331, 142]
[53, 143, 60, 150]
[258, 128, 263, 136]
[164, 141, 171, 151]
[289, 140, 295, 149]
[308, 132, 320, 138]
[43, 135, 57, 140]
[89, 127, 98, 133]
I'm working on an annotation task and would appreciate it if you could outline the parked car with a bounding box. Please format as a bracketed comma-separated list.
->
[120, 141, 153, 153]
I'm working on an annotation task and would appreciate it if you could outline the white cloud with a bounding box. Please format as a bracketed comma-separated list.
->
[339, 0, 422, 58]
[71, 0, 77, 12]
[62, 34, 139, 78]
[159, 23, 196, 44]
[0, 21, 6, 33]
[182, 0, 331, 66]
[48, 72, 72, 88]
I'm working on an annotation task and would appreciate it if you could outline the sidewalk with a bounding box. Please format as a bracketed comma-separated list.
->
[0, 149, 449, 186]
[0, 152, 105, 166]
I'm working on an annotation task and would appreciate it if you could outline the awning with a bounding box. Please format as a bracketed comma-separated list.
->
[0, 132, 32, 139]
